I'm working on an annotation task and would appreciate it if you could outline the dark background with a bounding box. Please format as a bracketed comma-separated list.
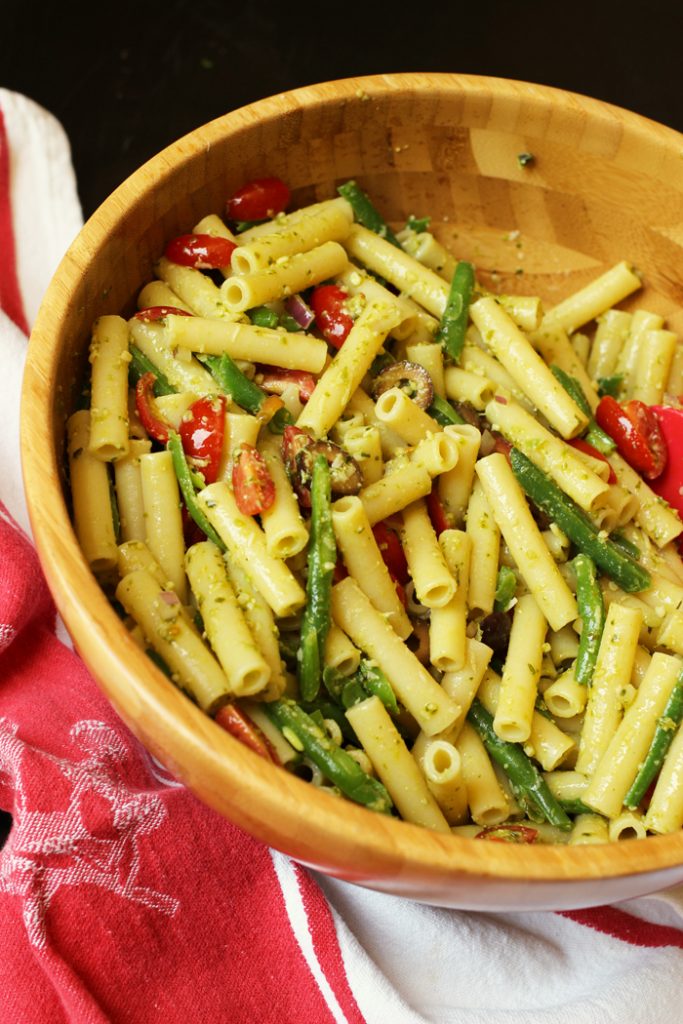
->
[3, 0, 683, 218]
[1, 0, 682, 845]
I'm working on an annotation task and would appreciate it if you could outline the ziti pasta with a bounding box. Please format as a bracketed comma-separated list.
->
[67, 173, 683, 845]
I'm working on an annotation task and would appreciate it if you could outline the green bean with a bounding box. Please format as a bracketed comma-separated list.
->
[624, 671, 683, 809]
[467, 699, 571, 829]
[404, 214, 431, 233]
[166, 430, 226, 551]
[597, 374, 624, 399]
[510, 447, 651, 593]
[494, 566, 517, 613]
[249, 305, 280, 329]
[572, 554, 606, 686]
[609, 531, 641, 561]
[559, 798, 594, 816]
[300, 699, 358, 745]
[429, 394, 466, 426]
[337, 180, 401, 247]
[298, 456, 336, 702]
[198, 352, 292, 433]
[436, 260, 475, 363]
[550, 365, 615, 454]
[359, 659, 399, 715]
[341, 678, 368, 709]
[264, 699, 393, 813]
[129, 344, 175, 396]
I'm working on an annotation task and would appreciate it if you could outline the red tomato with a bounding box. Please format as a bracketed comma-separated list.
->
[372, 521, 409, 584]
[475, 824, 539, 844]
[232, 443, 276, 515]
[179, 395, 226, 485]
[214, 704, 278, 763]
[225, 177, 290, 222]
[257, 365, 316, 403]
[310, 284, 354, 349]
[426, 486, 452, 537]
[134, 306, 193, 322]
[595, 396, 667, 480]
[568, 437, 617, 484]
[649, 406, 683, 517]
[164, 233, 236, 269]
[135, 372, 171, 443]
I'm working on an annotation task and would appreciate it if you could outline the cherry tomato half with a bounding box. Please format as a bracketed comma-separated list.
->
[595, 396, 667, 480]
[649, 406, 683, 518]
[135, 372, 171, 443]
[134, 306, 193, 322]
[232, 443, 276, 516]
[372, 521, 409, 584]
[225, 177, 290, 222]
[164, 233, 236, 269]
[475, 824, 539, 844]
[214, 704, 279, 763]
[257, 365, 316, 403]
[179, 395, 226, 485]
[310, 284, 354, 349]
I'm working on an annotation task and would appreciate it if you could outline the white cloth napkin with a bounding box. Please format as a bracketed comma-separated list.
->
[2, 87, 683, 1024]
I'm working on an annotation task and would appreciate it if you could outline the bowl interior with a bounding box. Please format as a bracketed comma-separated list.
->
[21, 72, 683, 910]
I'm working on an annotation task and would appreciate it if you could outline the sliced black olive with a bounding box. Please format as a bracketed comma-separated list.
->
[371, 360, 434, 410]
[480, 611, 512, 659]
[283, 426, 362, 508]
[450, 400, 481, 430]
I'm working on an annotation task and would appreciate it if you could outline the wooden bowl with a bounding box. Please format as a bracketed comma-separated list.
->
[21, 73, 683, 910]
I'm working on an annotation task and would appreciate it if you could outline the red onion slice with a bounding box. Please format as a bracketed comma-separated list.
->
[285, 294, 315, 329]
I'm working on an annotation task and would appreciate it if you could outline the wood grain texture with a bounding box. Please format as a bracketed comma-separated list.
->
[20, 73, 683, 910]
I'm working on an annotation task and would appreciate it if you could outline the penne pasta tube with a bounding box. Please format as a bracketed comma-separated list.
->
[494, 594, 547, 743]
[543, 666, 588, 719]
[116, 568, 230, 713]
[608, 452, 683, 548]
[416, 739, 469, 825]
[231, 197, 353, 273]
[139, 450, 187, 603]
[196, 482, 306, 618]
[583, 651, 682, 818]
[331, 495, 412, 638]
[570, 814, 609, 845]
[464, 478, 500, 616]
[340, 425, 384, 485]
[429, 530, 471, 673]
[470, 297, 589, 439]
[587, 309, 632, 380]
[88, 315, 131, 461]
[401, 499, 456, 608]
[455, 723, 510, 827]
[475, 453, 578, 631]
[67, 411, 118, 574]
[114, 438, 152, 543]
[324, 624, 361, 677]
[405, 343, 445, 397]
[631, 329, 677, 405]
[221, 241, 348, 313]
[297, 301, 402, 438]
[437, 424, 481, 527]
[137, 279, 194, 313]
[164, 315, 327, 373]
[485, 395, 609, 512]
[128, 318, 216, 394]
[336, 264, 429, 341]
[155, 256, 239, 320]
[331, 577, 459, 736]
[644, 723, 683, 834]
[346, 697, 450, 832]
[223, 555, 287, 701]
[374, 387, 441, 445]
[258, 434, 309, 559]
[541, 261, 642, 335]
[576, 603, 643, 777]
[355, 461, 433, 525]
[185, 541, 272, 697]
[444, 367, 494, 410]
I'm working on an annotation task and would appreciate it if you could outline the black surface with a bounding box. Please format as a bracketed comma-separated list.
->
[3, 0, 683, 218]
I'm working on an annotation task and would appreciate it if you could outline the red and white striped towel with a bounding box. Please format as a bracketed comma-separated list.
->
[2, 88, 683, 1024]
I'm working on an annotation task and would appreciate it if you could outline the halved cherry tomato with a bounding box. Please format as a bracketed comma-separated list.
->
[215, 703, 279, 763]
[595, 396, 667, 480]
[475, 824, 539, 844]
[256, 365, 316, 403]
[310, 284, 354, 349]
[135, 372, 171, 443]
[134, 306, 193, 322]
[164, 233, 237, 269]
[648, 406, 683, 517]
[568, 437, 617, 484]
[225, 177, 290, 222]
[232, 443, 276, 515]
[372, 521, 409, 584]
[179, 395, 226, 485]
[426, 486, 452, 537]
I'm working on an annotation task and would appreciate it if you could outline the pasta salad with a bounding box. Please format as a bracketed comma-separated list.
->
[67, 173, 683, 846]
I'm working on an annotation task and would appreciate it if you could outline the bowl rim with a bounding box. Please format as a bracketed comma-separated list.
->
[20, 71, 683, 891]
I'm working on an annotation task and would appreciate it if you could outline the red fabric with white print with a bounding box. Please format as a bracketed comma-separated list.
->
[3, 88, 683, 1024]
